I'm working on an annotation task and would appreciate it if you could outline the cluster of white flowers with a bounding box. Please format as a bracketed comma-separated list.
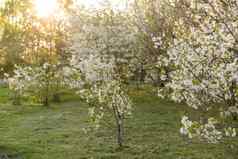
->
[180, 116, 223, 143]
[5, 65, 41, 97]
[180, 116, 194, 138]
[225, 127, 237, 137]
[71, 54, 115, 83]
[152, 36, 163, 49]
[199, 118, 223, 143]
[80, 80, 132, 118]
[70, 7, 140, 83]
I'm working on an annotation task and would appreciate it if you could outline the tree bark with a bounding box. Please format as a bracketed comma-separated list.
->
[43, 95, 49, 107]
[112, 105, 124, 148]
[43, 78, 50, 107]
[229, 80, 237, 120]
[117, 115, 124, 148]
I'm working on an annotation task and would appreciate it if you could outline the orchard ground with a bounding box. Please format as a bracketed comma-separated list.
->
[0, 85, 237, 159]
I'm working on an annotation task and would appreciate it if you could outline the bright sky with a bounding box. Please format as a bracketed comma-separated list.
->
[0, 0, 5, 8]
[75, 0, 129, 10]
[34, 0, 61, 17]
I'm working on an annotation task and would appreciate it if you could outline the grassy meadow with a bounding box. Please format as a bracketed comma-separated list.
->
[0, 86, 237, 159]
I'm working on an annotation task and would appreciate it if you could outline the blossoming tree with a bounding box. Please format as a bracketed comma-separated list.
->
[157, 0, 238, 143]
[69, 6, 134, 147]
[5, 63, 74, 106]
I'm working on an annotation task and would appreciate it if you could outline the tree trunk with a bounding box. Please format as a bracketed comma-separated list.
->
[117, 115, 124, 148]
[43, 80, 50, 107]
[52, 80, 61, 103]
[112, 105, 124, 148]
[12, 91, 21, 105]
[230, 80, 236, 105]
[229, 80, 237, 120]
[140, 65, 146, 84]
[52, 93, 61, 103]
[43, 95, 49, 107]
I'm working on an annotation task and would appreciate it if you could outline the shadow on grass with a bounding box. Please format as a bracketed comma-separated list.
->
[0, 146, 24, 159]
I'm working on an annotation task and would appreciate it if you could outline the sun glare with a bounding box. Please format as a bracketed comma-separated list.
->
[0, 0, 6, 8]
[33, 0, 130, 18]
[34, 0, 59, 18]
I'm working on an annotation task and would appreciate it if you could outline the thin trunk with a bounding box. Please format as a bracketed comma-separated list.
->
[112, 105, 124, 148]
[140, 64, 146, 84]
[13, 91, 21, 105]
[43, 95, 49, 107]
[117, 115, 124, 148]
[43, 76, 50, 107]
[229, 80, 237, 120]
[43, 81, 49, 106]
[52, 80, 61, 103]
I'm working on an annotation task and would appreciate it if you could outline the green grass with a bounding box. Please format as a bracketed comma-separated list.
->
[0, 86, 10, 103]
[0, 86, 237, 159]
